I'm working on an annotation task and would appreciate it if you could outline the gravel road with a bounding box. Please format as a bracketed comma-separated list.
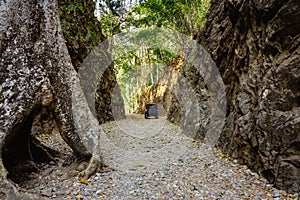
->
[19, 115, 298, 199]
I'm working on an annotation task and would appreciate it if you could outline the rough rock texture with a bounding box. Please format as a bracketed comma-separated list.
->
[200, 0, 300, 192]
[0, 0, 103, 198]
[58, 0, 105, 71]
[135, 56, 185, 115]
[135, 54, 213, 140]
[96, 66, 126, 124]
[166, 57, 212, 141]
[58, 0, 125, 124]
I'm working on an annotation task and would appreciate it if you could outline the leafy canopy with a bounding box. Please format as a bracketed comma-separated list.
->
[127, 0, 210, 37]
[95, 0, 211, 110]
[97, 0, 211, 37]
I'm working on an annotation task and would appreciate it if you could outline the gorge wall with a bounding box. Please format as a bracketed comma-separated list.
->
[135, 53, 212, 140]
[135, 55, 184, 116]
[200, 0, 300, 192]
[59, 0, 125, 124]
[135, 0, 300, 193]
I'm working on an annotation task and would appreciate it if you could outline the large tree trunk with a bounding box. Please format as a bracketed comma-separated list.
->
[200, 0, 300, 192]
[0, 0, 102, 198]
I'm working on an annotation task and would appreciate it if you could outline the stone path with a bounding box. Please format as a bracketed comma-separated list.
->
[20, 115, 298, 199]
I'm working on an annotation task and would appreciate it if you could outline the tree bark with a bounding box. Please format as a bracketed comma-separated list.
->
[0, 0, 102, 198]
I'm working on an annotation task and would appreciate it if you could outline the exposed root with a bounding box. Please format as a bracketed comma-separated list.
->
[77, 154, 112, 180]
[29, 136, 60, 162]
[78, 156, 100, 180]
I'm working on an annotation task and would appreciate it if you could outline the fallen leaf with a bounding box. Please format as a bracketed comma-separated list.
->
[79, 178, 89, 185]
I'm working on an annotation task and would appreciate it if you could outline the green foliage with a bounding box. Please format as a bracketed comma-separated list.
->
[96, 0, 211, 111]
[96, 0, 126, 37]
[62, 3, 85, 14]
[99, 13, 121, 37]
[98, 0, 211, 37]
[126, 0, 211, 36]
[113, 48, 175, 110]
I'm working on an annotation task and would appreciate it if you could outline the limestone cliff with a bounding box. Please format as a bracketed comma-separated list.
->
[135, 52, 213, 140]
[58, 0, 125, 124]
[135, 0, 300, 192]
[200, 0, 300, 192]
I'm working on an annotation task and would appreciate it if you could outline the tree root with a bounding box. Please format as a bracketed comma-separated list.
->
[78, 156, 100, 180]
[29, 136, 60, 163]
[78, 154, 112, 180]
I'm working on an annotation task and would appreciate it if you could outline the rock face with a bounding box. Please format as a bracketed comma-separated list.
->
[0, 0, 103, 198]
[135, 55, 185, 115]
[58, 0, 106, 71]
[96, 66, 125, 124]
[135, 53, 213, 140]
[58, 0, 125, 124]
[200, 0, 300, 192]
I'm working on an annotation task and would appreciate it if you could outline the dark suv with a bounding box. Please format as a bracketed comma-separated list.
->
[145, 103, 158, 119]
